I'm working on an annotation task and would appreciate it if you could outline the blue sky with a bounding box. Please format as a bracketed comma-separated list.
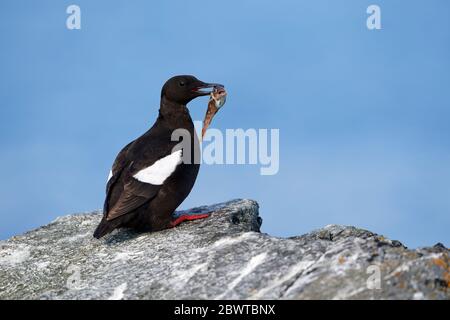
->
[1, 0, 449, 248]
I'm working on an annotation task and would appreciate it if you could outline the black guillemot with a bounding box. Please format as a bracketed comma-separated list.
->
[93, 75, 224, 239]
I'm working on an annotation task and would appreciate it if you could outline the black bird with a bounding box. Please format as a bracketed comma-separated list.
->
[93, 75, 224, 239]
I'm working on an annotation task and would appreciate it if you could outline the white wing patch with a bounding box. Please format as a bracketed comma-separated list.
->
[107, 170, 113, 183]
[133, 150, 182, 185]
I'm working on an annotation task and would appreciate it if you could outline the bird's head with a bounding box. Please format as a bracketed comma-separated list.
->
[161, 75, 224, 105]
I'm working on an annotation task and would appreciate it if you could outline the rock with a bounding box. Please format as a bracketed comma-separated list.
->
[0, 199, 448, 300]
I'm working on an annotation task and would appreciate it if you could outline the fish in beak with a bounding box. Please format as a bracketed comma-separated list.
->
[191, 82, 224, 96]
[202, 86, 227, 138]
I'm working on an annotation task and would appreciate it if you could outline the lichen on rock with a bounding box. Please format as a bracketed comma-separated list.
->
[0, 199, 448, 300]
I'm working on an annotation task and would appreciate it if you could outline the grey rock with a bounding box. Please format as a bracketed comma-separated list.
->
[0, 199, 448, 300]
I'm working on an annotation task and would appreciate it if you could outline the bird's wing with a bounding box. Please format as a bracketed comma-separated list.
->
[103, 141, 134, 213]
[105, 127, 182, 220]
[105, 177, 161, 221]
[106, 150, 183, 221]
[106, 143, 132, 188]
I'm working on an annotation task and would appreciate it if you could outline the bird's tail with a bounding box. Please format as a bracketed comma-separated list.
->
[93, 218, 120, 239]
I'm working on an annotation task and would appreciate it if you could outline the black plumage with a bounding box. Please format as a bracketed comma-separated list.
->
[93, 75, 223, 239]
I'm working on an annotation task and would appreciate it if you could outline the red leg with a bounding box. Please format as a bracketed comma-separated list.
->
[170, 213, 210, 227]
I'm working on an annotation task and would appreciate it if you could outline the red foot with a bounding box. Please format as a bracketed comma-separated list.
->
[170, 213, 210, 227]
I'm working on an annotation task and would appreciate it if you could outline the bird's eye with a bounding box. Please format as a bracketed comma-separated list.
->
[179, 81, 185, 87]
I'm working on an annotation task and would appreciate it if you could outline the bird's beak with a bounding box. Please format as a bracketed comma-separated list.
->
[192, 82, 225, 96]
[202, 87, 227, 138]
